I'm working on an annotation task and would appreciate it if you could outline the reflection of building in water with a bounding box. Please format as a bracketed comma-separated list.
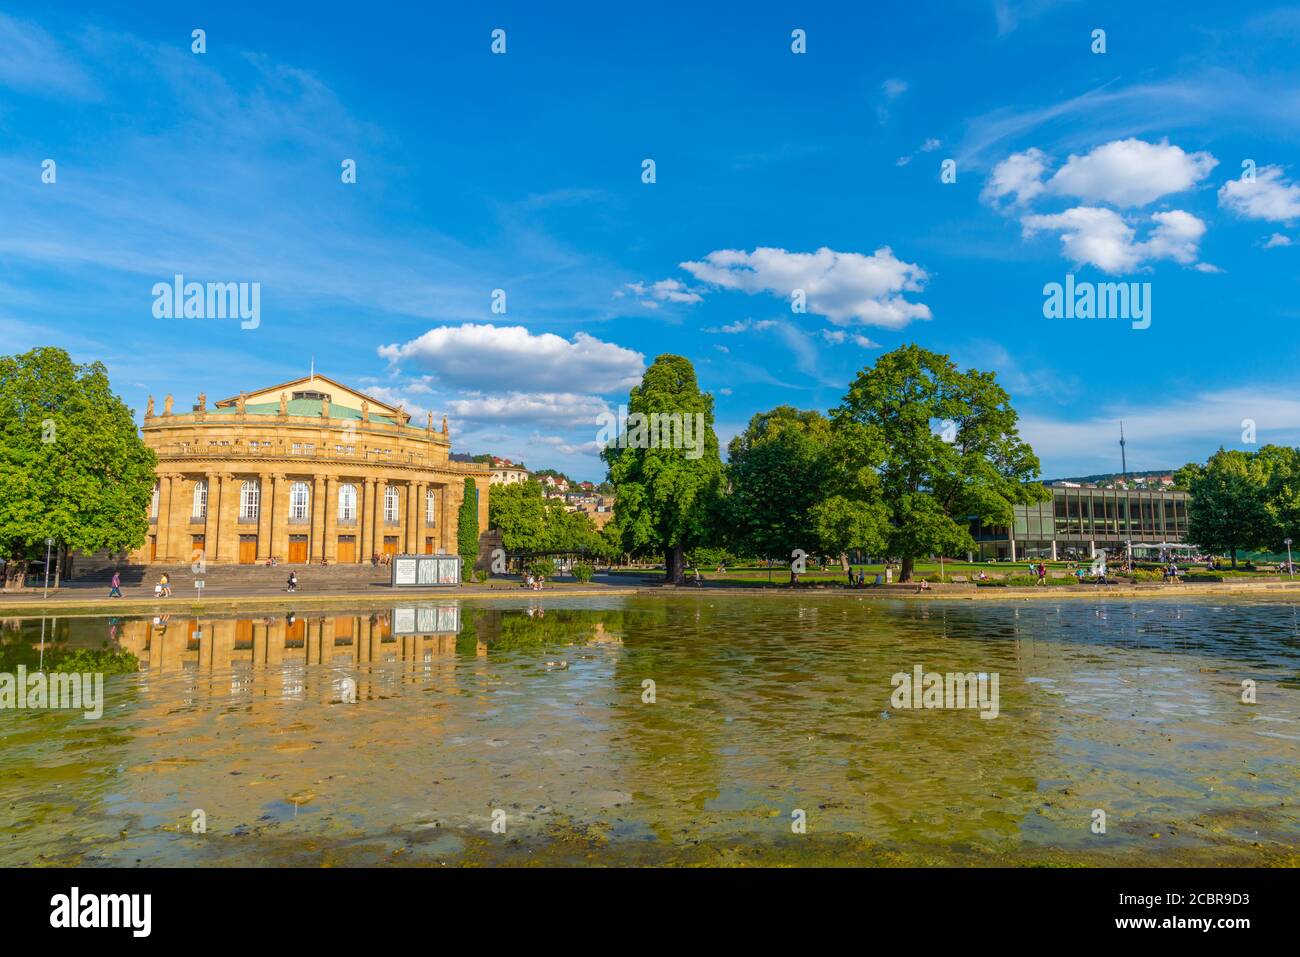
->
[115, 606, 461, 673]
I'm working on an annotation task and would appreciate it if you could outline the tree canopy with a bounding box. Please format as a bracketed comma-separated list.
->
[0, 347, 156, 583]
[602, 354, 725, 583]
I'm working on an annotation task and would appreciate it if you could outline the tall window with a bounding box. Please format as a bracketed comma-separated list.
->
[290, 481, 310, 520]
[338, 483, 357, 521]
[151, 482, 160, 519]
[193, 480, 208, 519]
[384, 485, 399, 523]
[240, 480, 260, 520]
[425, 487, 436, 524]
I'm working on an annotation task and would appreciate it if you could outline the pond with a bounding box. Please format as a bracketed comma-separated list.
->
[1, 595, 1297, 866]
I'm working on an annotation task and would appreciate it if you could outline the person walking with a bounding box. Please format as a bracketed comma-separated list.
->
[286, 571, 298, 593]
[108, 569, 122, 599]
[160, 572, 171, 598]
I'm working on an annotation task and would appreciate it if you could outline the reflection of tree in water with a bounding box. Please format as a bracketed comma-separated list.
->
[0, 616, 137, 674]
[608, 600, 729, 843]
[456, 606, 627, 655]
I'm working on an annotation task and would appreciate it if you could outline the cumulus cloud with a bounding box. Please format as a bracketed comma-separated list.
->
[531, 433, 603, 457]
[680, 246, 931, 328]
[617, 278, 704, 307]
[445, 391, 611, 428]
[1021, 206, 1206, 273]
[985, 139, 1216, 210]
[1265, 232, 1293, 248]
[820, 329, 881, 347]
[1218, 165, 1300, 222]
[982, 147, 1050, 207]
[378, 323, 644, 393]
[704, 318, 777, 334]
[1046, 138, 1217, 207]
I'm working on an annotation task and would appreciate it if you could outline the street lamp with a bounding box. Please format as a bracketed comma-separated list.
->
[42, 537, 53, 600]
[1286, 538, 1294, 578]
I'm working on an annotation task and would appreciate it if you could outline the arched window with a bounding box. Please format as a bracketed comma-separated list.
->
[240, 480, 260, 520]
[151, 482, 160, 519]
[425, 487, 436, 525]
[384, 485, 399, 523]
[338, 483, 357, 521]
[193, 480, 208, 519]
[290, 481, 310, 520]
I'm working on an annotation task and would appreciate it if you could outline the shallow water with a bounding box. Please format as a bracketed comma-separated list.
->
[1, 595, 1297, 866]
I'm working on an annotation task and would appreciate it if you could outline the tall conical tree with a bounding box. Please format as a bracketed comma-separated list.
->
[602, 355, 725, 584]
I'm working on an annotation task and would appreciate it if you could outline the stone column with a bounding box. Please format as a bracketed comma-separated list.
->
[405, 481, 419, 553]
[216, 473, 240, 563]
[256, 474, 273, 560]
[270, 473, 289, 562]
[324, 477, 338, 563]
[374, 479, 388, 557]
[439, 480, 457, 553]
[319, 618, 335, 665]
[202, 472, 222, 564]
[311, 475, 326, 562]
[415, 481, 428, 553]
[361, 477, 378, 561]
[157, 473, 176, 561]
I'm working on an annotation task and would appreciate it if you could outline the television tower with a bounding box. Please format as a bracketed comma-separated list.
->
[1119, 420, 1129, 485]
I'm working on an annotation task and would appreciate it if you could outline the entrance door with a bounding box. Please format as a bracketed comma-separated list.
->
[288, 535, 309, 563]
[424, 537, 434, 555]
[382, 535, 399, 557]
[238, 535, 258, 564]
[337, 535, 356, 564]
[150, 535, 157, 560]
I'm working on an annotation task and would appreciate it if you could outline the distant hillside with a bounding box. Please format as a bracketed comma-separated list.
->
[1043, 469, 1179, 485]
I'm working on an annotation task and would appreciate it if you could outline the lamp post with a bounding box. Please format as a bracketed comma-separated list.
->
[1286, 538, 1294, 578]
[42, 537, 53, 600]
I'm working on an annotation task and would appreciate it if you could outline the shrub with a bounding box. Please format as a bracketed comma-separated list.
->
[571, 562, 595, 582]
[528, 558, 556, 578]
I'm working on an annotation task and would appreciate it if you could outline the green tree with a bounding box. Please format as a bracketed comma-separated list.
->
[726, 406, 837, 580]
[457, 478, 480, 573]
[0, 347, 157, 587]
[1176, 448, 1272, 567]
[488, 479, 547, 552]
[832, 344, 1047, 581]
[603, 355, 725, 584]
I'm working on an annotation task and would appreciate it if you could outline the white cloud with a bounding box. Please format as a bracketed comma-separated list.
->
[378, 323, 644, 393]
[882, 78, 909, 98]
[618, 278, 704, 307]
[0, 13, 98, 99]
[1265, 232, 1293, 248]
[531, 433, 603, 457]
[1218, 165, 1300, 222]
[921, 138, 942, 152]
[1021, 206, 1206, 273]
[446, 391, 611, 428]
[820, 329, 880, 347]
[681, 246, 930, 328]
[1046, 138, 1217, 207]
[704, 318, 777, 334]
[982, 147, 1050, 207]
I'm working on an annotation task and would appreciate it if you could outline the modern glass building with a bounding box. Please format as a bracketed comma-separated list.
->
[969, 486, 1190, 561]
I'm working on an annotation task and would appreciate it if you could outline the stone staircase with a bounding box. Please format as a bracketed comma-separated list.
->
[71, 562, 393, 588]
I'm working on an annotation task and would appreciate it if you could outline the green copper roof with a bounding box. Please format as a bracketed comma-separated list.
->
[209, 400, 425, 430]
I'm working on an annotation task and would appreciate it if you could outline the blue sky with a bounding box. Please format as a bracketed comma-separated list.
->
[3, 1, 1300, 482]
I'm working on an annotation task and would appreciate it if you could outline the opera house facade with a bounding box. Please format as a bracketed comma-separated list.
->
[131, 374, 490, 566]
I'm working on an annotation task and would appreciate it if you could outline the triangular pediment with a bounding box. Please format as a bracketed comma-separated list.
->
[216, 375, 402, 417]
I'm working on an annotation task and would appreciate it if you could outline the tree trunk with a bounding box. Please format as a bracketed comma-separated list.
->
[666, 546, 686, 584]
[900, 555, 915, 583]
[839, 552, 849, 571]
[1230, 547, 1237, 569]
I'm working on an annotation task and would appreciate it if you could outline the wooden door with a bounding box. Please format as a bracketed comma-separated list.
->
[424, 537, 434, 555]
[337, 536, 356, 563]
[288, 536, 309, 563]
[150, 536, 157, 560]
[238, 536, 258, 564]
[382, 536, 399, 557]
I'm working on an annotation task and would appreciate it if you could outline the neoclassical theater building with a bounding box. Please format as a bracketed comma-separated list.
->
[131, 374, 490, 566]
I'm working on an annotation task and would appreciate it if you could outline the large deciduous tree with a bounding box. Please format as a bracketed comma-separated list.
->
[726, 406, 839, 580]
[0, 347, 157, 586]
[1176, 448, 1272, 567]
[832, 344, 1047, 581]
[603, 355, 725, 584]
